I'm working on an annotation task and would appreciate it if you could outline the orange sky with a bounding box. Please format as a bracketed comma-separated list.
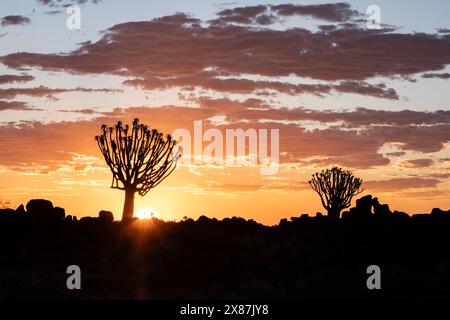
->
[0, 1, 449, 224]
[0, 109, 448, 225]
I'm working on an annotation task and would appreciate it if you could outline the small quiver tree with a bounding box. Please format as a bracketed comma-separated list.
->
[308, 167, 363, 219]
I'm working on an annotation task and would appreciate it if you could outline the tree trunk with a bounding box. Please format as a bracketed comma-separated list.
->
[327, 207, 341, 220]
[122, 188, 135, 221]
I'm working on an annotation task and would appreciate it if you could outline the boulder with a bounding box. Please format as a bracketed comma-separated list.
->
[279, 218, 288, 226]
[197, 215, 211, 224]
[344, 195, 373, 220]
[53, 206, 65, 219]
[99, 210, 114, 223]
[16, 204, 26, 215]
[79, 216, 95, 223]
[26, 199, 64, 221]
[26, 199, 54, 219]
[341, 210, 350, 219]
[372, 198, 391, 217]
[0, 208, 16, 216]
[392, 210, 410, 221]
[431, 208, 450, 215]
[355, 195, 373, 215]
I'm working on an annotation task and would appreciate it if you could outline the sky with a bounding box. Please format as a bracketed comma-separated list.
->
[0, 0, 449, 224]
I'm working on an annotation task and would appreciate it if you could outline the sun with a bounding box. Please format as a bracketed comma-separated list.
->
[136, 207, 159, 220]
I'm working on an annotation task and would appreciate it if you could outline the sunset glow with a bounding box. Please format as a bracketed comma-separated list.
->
[0, 0, 449, 225]
[135, 207, 159, 220]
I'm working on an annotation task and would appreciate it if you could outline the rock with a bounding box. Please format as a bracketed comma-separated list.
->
[26, 199, 54, 220]
[79, 216, 95, 223]
[341, 210, 350, 219]
[26, 199, 64, 221]
[290, 214, 309, 223]
[392, 210, 410, 220]
[344, 195, 374, 221]
[99, 210, 114, 223]
[431, 208, 450, 215]
[355, 195, 372, 215]
[377, 204, 391, 216]
[16, 204, 26, 215]
[197, 215, 211, 223]
[348, 207, 359, 218]
[53, 206, 65, 219]
[372, 198, 391, 217]
[0, 208, 16, 216]
[411, 213, 430, 222]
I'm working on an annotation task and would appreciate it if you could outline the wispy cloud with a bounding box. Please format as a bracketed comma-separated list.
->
[1, 15, 31, 26]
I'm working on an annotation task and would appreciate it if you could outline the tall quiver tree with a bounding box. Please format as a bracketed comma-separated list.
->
[95, 118, 181, 221]
[308, 167, 363, 219]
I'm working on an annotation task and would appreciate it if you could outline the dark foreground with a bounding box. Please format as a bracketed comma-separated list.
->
[1, 195, 450, 300]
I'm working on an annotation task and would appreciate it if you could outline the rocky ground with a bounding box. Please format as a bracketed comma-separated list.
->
[1, 196, 450, 300]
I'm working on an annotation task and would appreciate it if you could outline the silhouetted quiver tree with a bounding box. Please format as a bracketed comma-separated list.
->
[95, 118, 181, 221]
[309, 167, 363, 219]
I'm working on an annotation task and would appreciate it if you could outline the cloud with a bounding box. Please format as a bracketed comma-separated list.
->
[1, 102, 449, 172]
[211, 3, 363, 25]
[44, 10, 63, 15]
[37, 0, 102, 7]
[2, 9, 449, 96]
[1, 15, 31, 26]
[0, 3, 449, 181]
[429, 172, 450, 179]
[400, 159, 434, 168]
[271, 2, 362, 22]
[437, 28, 450, 34]
[211, 2, 362, 25]
[422, 72, 450, 79]
[371, 125, 450, 154]
[194, 97, 450, 127]
[57, 108, 98, 114]
[3, 93, 444, 171]
[365, 177, 440, 191]
[0, 74, 34, 85]
[125, 73, 398, 99]
[0, 100, 31, 111]
[0, 86, 121, 99]
[193, 180, 311, 193]
[212, 5, 274, 25]
[332, 81, 398, 100]
[400, 189, 449, 199]
[179, 97, 450, 167]
[386, 151, 406, 157]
